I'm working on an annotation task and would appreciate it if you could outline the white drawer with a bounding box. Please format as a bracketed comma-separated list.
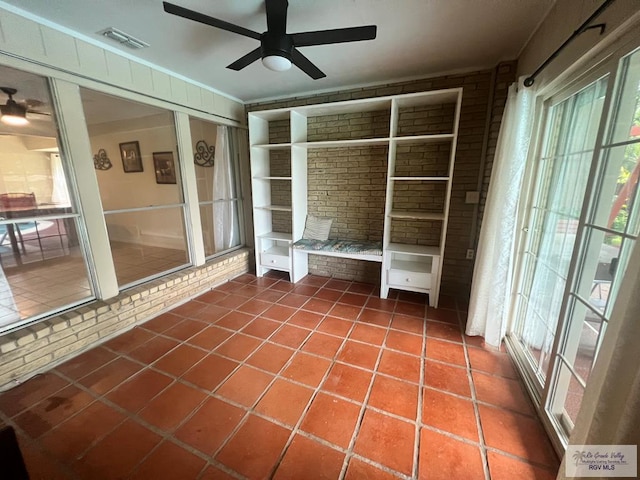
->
[261, 253, 289, 269]
[388, 269, 431, 289]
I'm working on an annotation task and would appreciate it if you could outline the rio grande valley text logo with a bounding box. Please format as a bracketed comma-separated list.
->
[566, 445, 637, 477]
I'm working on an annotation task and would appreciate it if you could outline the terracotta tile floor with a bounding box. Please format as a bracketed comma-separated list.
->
[0, 273, 560, 479]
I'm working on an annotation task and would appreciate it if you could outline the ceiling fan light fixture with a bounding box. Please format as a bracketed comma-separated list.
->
[0, 100, 29, 126]
[262, 54, 292, 72]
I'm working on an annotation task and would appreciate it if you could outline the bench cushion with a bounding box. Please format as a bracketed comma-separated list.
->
[293, 238, 382, 256]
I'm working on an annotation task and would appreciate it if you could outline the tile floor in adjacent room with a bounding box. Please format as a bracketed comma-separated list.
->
[0, 273, 560, 480]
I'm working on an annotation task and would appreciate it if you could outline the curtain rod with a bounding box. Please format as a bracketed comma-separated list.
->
[524, 0, 617, 87]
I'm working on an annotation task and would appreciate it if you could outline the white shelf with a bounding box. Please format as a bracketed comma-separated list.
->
[258, 232, 293, 242]
[390, 176, 449, 181]
[297, 138, 389, 148]
[253, 176, 292, 181]
[388, 211, 445, 220]
[392, 134, 455, 144]
[256, 205, 292, 212]
[264, 245, 289, 256]
[292, 97, 391, 117]
[386, 243, 441, 256]
[394, 89, 461, 108]
[390, 258, 432, 273]
[251, 143, 292, 149]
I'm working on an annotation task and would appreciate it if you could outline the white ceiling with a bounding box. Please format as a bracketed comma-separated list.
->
[1, 0, 555, 103]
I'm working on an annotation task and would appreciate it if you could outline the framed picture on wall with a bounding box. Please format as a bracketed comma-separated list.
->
[119, 141, 143, 173]
[153, 151, 177, 184]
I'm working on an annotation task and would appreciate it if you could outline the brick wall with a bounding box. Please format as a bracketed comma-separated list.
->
[0, 248, 250, 391]
[247, 62, 517, 300]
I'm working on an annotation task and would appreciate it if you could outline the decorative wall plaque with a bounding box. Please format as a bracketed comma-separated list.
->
[93, 148, 112, 170]
[194, 140, 215, 167]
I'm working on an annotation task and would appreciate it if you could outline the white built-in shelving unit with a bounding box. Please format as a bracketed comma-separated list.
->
[249, 88, 462, 307]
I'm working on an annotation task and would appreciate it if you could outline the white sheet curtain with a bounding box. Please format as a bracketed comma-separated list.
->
[466, 79, 535, 347]
[212, 126, 238, 252]
[50, 153, 70, 205]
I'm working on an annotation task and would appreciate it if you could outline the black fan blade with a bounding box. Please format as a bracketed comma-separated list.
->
[265, 0, 288, 34]
[163, 2, 261, 40]
[291, 48, 325, 80]
[227, 47, 262, 71]
[292, 25, 377, 47]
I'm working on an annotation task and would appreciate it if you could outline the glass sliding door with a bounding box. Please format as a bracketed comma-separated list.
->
[547, 46, 640, 435]
[509, 44, 640, 450]
[512, 77, 608, 390]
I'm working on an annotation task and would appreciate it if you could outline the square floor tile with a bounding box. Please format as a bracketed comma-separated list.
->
[395, 301, 426, 318]
[426, 307, 458, 325]
[418, 428, 484, 479]
[152, 344, 207, 377]
[181, 354, 238, 391]
[129, 440, 206, 480]
[390, 314, 424, 335]
[270, 325, 311, 349]
[79, 358, 143, 395]
[255, 379, 314, 427]
[216, 311, 256, 331]
[14, 385, 95, 438]
[171, 300, 208, 318]
[385, 330, 423, 356]
[487, 451, 557, 480]
[282, 352, 331, 388]
[191, 304, 231, 323]
[174, 397, 245, 455]
[216, 294, 250, 310]
[237, 298, 272, 315]
[241, 317, 281, 339]
[339, 292, 369, 307]
[354, 409, 414, 476]
[141, 312, 183, 334]
[301, 332, 344, 359]
[349, 323, 387, 346]
[106, 369, 172, 413]
[138, 382, 206, 432]
[128, 336, 179, 364]
[425, 338, 466, 366]
[317, 316, 354, 336]
[472, 371, 534, 415]
[378, 349, 421, 384]
[468, 347, 518, 379]
[246, 343, 295, 373]
[345, 457, 401, 480]
[55, 347, 117, 381]
[322, 363, 373, 403]
[301, 392, 361, 448]
[103, 328, 155, 354]
[278, 293, 309, 308]
[301, 297, 334, 314]
[75, 419, 161, 480]
[214, 334, 262, 361]
[423, 360, 470, 397]
[40, 400, 125, 463]
[216, 365, 274, 407]
[186, 326, 233, 350]
[200, 465, 238, 480]
[426, 321, 463, 343]
[314, 288, 343, 302]
[263, 304, 297, 322]
[273, 434, 345, 480]
[364, 298, 396, 313]
[163, 319, 208, 342]
[329, 303, 362, 321]
[289, 310, 324, 329]
[337, 341, 380, 370]
[478, 405, 558, 468]
[368, 375, 419, 420]
[421, 388, 478, 441]
[216, 415, 291, 480]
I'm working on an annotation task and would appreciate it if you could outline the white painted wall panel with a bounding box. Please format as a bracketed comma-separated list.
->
[201, 89, 216, 114]
[186, 83, 201, 110]
[151, 69, 172, 98]
[169, 75, 188, 105]
[76, 41, 108, 79]
[131, 62, 153, 93]
[0, 10, 45, 62]
[104, 51, 133, 87]
[41, 27, 79, 72]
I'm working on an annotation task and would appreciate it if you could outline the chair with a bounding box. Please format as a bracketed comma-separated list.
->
[591, 258, 618, 307]
[0, 193, 41, 254]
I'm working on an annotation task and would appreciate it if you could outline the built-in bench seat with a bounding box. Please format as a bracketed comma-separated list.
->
[292, 238, 383, 262]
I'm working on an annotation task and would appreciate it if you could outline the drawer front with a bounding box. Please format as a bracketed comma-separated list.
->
[261, 253, 289, 269]
[388, 269, 431, 289]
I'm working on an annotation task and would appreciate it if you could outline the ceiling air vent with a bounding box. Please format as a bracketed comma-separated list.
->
[98, 27, 149, 49]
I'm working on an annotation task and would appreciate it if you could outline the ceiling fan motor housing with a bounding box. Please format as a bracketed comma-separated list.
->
[261, 32, 293, 61]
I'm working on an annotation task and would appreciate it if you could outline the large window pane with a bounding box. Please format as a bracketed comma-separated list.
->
[189, 117, 242, 257]
[0, 65, 93, 331]
[81, 88, 190, 287]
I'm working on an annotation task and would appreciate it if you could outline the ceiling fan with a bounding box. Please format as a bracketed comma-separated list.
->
[162, 0, 377, 79]
[0, 87, 50, 126]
